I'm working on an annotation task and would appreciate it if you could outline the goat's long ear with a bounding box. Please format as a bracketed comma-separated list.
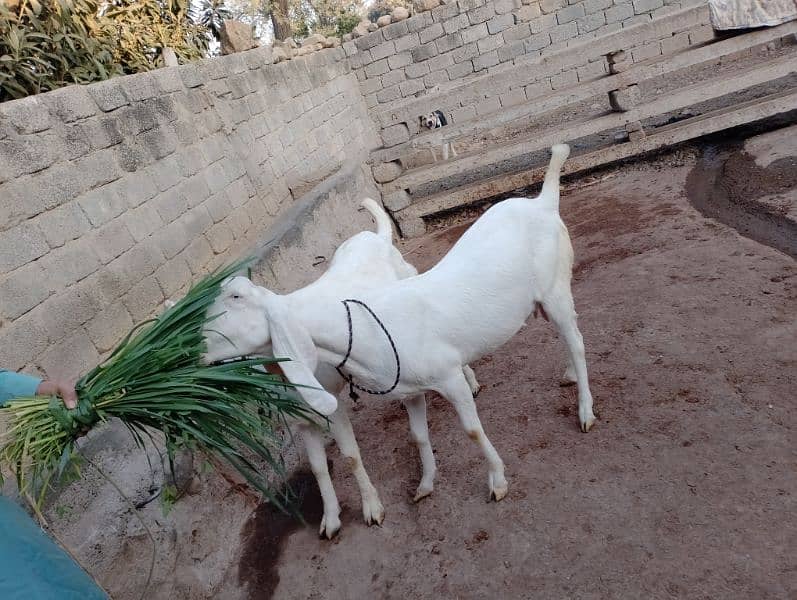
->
[263, 295, 338, 416]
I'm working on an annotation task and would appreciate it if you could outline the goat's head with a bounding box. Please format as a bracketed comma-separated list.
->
[201, 276, 338, 416]
[202, 276, 270, 363]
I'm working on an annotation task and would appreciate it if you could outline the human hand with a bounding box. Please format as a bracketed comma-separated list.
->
[37, 380, 78, 409]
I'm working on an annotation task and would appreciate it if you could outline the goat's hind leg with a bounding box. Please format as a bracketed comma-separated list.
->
[463, 365, 481, 396]
[404, 394, 436, 502]
[439, 371, 508, 501]
[329, 404, 385, 526]
[535, 301, 577, 386]
[561, 360, 578, 386]
[300, 424, 342, 539]
[542, 289, 597, 432]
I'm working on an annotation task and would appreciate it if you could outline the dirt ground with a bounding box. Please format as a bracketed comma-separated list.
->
[238, 138, 796, 599]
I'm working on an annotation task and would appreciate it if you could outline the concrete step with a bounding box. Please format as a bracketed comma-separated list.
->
[372, 5, 712, 134]
[393, 89, 797, 237]
[383, 51, 797, 198]
[370, 19, 797, 167]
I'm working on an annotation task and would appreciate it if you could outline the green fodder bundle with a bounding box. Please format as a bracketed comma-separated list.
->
[0, 260, 316, 512]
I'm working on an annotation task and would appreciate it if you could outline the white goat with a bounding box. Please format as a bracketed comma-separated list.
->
[200, 199, 478, 538]
[203, 143, 595, 506]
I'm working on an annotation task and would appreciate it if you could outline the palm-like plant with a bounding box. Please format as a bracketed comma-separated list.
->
[103, 0, 209, 71]
[0, 260, 318, 514]
[0, 0, 121, 101]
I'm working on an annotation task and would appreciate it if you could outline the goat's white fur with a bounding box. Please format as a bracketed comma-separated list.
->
[202, 198, 478, 537]
[204, 143, 595, 506]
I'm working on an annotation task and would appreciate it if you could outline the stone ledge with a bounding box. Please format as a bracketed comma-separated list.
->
[370, 4, 710, 126]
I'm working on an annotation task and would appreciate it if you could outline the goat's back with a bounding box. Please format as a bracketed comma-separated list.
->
[378, 197, 572, 366]
[291, 231, 417, 304]
[429, 197, 567, 287]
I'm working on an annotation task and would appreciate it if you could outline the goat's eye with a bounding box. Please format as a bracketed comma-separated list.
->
[231, 294, 241, 300]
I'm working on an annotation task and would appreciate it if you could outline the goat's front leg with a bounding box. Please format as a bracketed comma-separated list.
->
[439, 372, 508, 501]
[403, 394, 436, 502]
[329, 404, 385, 527]
[299, 424, 342, 539]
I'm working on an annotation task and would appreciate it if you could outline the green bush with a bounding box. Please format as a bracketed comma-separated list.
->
[0, 0, 209, 103]
[103, 0, 209, 74]
[0, 0, 121, 102]
[335, 10, 360, 37]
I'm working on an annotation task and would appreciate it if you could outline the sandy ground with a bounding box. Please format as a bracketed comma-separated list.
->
[238, 143, 796, 599]
[38, 133, 795, 600]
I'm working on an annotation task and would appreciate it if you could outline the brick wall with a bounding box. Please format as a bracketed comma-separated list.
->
[362, 1, 711, 147]
[0, 1, 713, 379]
[0, 46, 378, 380]
[346, 0, 702, 111]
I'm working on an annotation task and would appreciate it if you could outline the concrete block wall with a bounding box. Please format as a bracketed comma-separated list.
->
[250, 159, 382, 293]
[366, 1, 712, 147]
[0, 1, 715, 377]
[0, 45, 378, 381]
[345, 0, 705, 114]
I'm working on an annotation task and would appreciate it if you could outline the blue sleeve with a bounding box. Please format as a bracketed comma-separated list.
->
[0, 370, 42, 406]
[0, 496, 109, 599]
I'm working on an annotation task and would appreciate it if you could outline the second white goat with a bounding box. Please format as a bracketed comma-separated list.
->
[203, 143, 595, 504]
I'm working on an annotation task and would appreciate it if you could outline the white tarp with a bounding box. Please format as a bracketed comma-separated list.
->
[708, 0, 797, 30]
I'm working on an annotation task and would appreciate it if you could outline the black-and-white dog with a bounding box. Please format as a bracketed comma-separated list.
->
[418, 110, 457, 162]
[422, 109, 447, 129]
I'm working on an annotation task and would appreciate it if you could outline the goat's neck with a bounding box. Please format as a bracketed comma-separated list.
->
[290, 295, 350, 363]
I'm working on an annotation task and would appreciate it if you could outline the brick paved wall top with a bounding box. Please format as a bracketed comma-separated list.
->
[345, 0, 704, 112]
[0, 45, 378, 379]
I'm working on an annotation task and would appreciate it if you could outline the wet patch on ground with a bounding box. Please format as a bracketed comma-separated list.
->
[238, 470, 325, 600]
[686, 143, 797, 258]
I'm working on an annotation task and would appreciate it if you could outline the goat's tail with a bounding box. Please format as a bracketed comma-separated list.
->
[361, 197, 393, 241]
[539, 143, 570, 213]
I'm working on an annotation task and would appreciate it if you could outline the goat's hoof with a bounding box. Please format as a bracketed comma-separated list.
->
[580, 413, 597, 433]
[319, 514, 341, 540]
[489, 475, 508, 502]
[362, 496, 385, 526]
[471, 383, 482, 397]
[489, 486, 508, 502]
[413, 485, 433, 503]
